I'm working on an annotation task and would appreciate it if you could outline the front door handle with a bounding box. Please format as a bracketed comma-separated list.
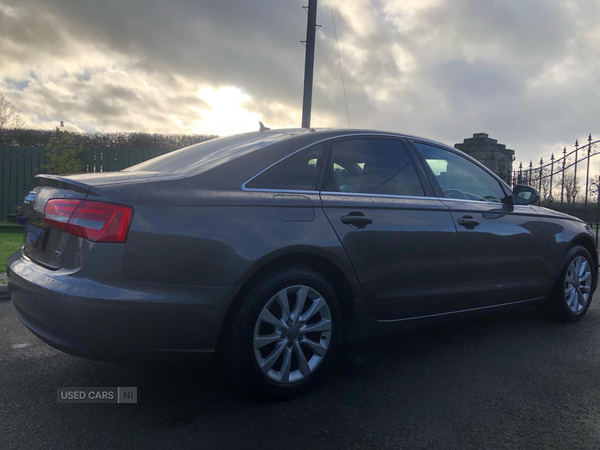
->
[457, 216, 480, 228]
[341, 213, 373, 228]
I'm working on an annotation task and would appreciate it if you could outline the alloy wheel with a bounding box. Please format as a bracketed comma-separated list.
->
[253, 285, 332, 384]
[565, 256, 593, 313]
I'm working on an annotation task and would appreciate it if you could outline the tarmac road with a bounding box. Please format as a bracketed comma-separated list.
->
[2, 297, 600, 449]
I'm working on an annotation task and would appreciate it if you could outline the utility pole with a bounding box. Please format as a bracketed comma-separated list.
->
[301, 0, 318, 128]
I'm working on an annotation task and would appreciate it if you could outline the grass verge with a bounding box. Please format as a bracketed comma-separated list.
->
[1, 230, 24, 272]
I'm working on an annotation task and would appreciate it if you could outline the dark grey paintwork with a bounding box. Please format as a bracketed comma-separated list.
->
[7, 128, 598, 361]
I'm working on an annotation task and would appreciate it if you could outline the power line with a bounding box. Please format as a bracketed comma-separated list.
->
[329, 0, 350, 128]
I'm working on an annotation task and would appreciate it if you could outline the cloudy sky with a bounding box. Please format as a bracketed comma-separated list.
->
[2, 0, 600, 166]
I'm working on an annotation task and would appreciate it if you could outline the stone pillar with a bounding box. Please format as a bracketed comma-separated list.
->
[455, 133, 515, 185]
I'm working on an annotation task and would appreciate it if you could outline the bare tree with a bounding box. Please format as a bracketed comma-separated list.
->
[561, 172, 581, 203]
[0, 93, 25, 131]
[534, 168, 552, 203]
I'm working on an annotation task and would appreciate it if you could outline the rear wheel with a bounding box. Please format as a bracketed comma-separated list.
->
[537, 246, 596, 323]
[221, 266, 342, 398]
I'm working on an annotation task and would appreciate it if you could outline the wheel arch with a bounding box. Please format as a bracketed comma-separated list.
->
[570, 234, 598, 268]
[236, 245, 363, 297]
[217, 248, 364, 351]
[570, 235, 598, 290]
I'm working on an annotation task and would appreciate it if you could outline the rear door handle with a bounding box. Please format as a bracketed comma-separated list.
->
[457, 216, 480, 228]
[341, 214, 373, 228]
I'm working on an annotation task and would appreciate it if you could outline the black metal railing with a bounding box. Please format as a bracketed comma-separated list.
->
[512, 134, 600, 243]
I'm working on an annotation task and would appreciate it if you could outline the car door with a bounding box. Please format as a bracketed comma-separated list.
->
[411, 141, 549, 309]
[320, 136, 459, 320]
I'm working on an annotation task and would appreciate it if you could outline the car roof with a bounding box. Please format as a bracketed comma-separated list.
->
[241, 127, 455, 150]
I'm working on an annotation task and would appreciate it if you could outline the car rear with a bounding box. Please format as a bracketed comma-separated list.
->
[7, 173, 237, 361]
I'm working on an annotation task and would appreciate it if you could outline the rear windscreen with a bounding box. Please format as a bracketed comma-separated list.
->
[124, 132, 293, 175]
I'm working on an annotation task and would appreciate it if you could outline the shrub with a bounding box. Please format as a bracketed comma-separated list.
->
[43, 127, 84, 175]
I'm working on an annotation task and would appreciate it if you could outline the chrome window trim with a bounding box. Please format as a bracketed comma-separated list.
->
[320, 191, 433, 201]
[321, 191, 506, 205]
[238, 188, 506, 206]
[239, 188, 320, 195]
[240, 132, 511, 206]
[439, 197, 505, 205]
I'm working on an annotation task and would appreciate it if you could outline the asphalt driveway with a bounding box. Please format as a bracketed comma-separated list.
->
[2, 297, 600, 449]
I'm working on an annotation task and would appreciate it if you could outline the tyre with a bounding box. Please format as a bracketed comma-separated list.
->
[537, 245, 596, 323]
[220, 266, 343, 398]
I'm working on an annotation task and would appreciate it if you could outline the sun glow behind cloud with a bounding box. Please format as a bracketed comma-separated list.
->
[192, 86, 261, 136]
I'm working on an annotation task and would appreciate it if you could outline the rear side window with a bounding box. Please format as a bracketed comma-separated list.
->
[325, 138, 425, 196]
[245, 145, 324, 191]
[124, 132, 295, 175]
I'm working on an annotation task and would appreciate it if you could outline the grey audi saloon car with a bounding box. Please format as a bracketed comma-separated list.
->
[7, 128, 598, 397]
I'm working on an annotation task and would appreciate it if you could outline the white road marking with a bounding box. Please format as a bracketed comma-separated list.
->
[12, 343, 31, 349]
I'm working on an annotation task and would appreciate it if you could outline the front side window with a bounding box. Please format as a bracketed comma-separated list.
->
[245, 145, 324, 190]
[414, 142, 506, 202]
[325, 138, 425, 196]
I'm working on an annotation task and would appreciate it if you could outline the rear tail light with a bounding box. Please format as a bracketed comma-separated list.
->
[44, 199, 81, 231]
[44, 199, 133, 243]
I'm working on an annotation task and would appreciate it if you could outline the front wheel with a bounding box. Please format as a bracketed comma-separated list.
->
[220, 266, 342, 398]
[537, 246, 596, 323]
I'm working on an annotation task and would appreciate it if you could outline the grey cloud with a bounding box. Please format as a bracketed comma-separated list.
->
[12, 0, 308, 106]
[314, 0, 600, 162]
[101, 85, 141, 103]
[431, 60, 521, 101]
[0, 5, 69, 69]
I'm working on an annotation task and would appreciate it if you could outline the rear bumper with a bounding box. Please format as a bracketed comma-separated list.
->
[7, 249, 238, 362]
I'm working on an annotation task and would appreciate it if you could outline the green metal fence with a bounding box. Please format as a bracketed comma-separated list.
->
[0, 146, 175, 221]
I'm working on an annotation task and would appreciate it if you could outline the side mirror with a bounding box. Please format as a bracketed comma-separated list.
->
[504, 185, 540, 205]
